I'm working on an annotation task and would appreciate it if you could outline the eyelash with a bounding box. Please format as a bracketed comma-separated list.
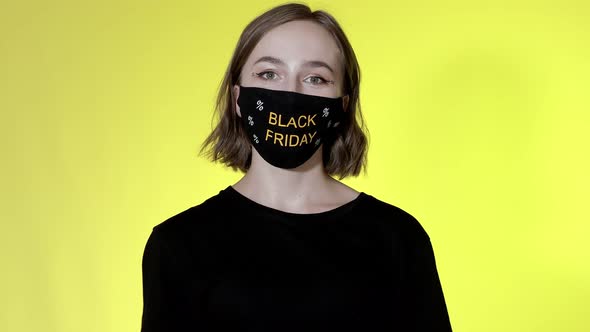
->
[254, 71, 279, 81]
[254, 71, 333, 85]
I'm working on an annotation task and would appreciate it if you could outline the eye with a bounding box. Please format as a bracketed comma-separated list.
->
[255, 71, 278, 80]
[303, 75, 331, 85]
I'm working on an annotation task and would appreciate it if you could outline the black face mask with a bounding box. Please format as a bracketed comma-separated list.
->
[237, 85, 346, 169]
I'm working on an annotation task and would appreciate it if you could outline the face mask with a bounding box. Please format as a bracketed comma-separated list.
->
[237, 85, 346, 169]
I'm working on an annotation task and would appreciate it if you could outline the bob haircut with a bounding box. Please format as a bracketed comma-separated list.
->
[200, 2, 368, 179]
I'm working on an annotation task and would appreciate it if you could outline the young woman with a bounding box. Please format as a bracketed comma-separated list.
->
[141, 3, 452, 331]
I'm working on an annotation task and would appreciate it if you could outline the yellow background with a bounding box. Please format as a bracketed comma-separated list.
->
[1, 0, 589, 331]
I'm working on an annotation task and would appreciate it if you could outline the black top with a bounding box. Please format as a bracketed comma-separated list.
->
[140, 186, 452, 332]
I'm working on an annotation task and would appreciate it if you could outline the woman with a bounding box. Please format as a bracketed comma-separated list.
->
[141, 3, 452, 331]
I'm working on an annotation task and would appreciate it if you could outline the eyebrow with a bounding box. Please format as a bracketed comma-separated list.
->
[253, 56, 334, 73]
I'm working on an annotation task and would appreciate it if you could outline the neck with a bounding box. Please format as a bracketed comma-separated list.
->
[232, 148, 337, 212]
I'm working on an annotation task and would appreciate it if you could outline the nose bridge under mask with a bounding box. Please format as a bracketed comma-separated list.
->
[283, 76, 300, 94]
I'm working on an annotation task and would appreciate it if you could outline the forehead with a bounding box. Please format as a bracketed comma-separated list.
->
[247, 20, 342, 67]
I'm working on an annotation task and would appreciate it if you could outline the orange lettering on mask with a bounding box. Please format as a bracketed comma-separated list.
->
[307, 114, 317, 126]
[288, 134, 299, 147]
[273, 132, 284, 146]
[265, 129, 273, 142]
[268, 112, 278, 125]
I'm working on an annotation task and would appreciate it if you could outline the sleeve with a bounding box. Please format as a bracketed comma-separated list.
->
[140, 228, 189, 332]
[402, 231, 453, 331]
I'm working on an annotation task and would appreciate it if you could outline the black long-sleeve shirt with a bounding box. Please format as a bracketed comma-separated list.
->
[141, 186, 452, 331]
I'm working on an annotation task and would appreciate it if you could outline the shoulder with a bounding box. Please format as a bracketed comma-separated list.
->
[150, 188, 230, 243]
[357, 192, 431, 242]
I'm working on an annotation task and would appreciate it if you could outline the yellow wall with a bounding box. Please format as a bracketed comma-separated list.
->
[1, 0, 589, 331]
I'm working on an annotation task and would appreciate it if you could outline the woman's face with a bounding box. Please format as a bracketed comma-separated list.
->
[237, 20, 345, 98]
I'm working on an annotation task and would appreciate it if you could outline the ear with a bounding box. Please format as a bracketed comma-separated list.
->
[342, 95, 350, 112]
[233, 85, 242, 118]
